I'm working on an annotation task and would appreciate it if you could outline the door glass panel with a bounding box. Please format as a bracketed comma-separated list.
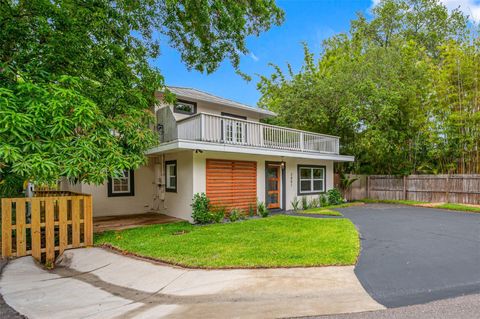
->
[268, 193, 279, 205]
[225, 122, 233, 141]
[266, 165, 281, 209]
[267, 167, 279, 178]
[236, 123, 243, 142]
[268, 180, 278, 191]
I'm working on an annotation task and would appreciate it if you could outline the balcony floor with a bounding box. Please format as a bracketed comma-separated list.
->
[147, 139, 354, 162]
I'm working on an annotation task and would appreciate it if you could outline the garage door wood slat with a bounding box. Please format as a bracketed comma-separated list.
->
[206, 159, 257, 212]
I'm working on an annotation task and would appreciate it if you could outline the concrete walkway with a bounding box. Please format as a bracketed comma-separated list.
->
[0, 248, 383, 319]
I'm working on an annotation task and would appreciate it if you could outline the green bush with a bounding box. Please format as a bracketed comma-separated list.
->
[327, 188, 343, 206]
[291, 197, 300, 212]
[229, 209, 241, 222]
[319, 194, 328, 207]
[248, 203, 256, 217]
[257, 201, 269, 217]
[309, 197, 320, 208]
[191, 193, 212, 224]
[211, 207, 226, 223]
[301, 196, 309, 210]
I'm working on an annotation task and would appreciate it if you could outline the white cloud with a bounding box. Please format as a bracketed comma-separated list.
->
[441, 0, 480, 22]
[371, 0, 480, 22]
[249, 52, 259, 62]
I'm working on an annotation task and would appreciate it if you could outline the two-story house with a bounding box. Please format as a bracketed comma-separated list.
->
[73, 86, 354, 221]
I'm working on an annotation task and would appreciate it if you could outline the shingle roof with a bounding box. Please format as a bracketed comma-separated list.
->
[165, 86, 276, 118]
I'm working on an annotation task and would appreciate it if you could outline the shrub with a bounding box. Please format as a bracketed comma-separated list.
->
[319, 194, 328, 207]
[301, 196, 309, 210]
[257, 201, 269, 217]
[291, 197, 300, 212]
[229, 209, 241, 222]
[211, 207, 226, 223]
[248, 203, 256, 217]
[327, 188, 343, 206]
[191, 193, 212, 224]
[309, 197, 320, 208]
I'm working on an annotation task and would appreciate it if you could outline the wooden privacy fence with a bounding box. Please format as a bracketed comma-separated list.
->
[341, 174, 480, 205]
[1, 193, 93, 264]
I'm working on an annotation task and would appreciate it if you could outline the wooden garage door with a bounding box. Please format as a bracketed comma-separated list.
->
[206, 159, 257, 211]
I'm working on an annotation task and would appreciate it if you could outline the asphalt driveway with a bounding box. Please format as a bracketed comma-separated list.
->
[339, 204, 480, 308]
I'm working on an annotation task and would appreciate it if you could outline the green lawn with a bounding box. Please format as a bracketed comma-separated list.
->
[361, 199, 428, 205]
[95, 215, 359, 268]
[361, 199, 480, 213]
[321, 202, 365, 209]
[299, 208, 343, 216]
[435, 203, 480, 213]
[296, 202, 364, 216]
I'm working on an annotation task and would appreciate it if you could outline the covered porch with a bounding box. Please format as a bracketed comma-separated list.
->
[93, 213, 183, 233]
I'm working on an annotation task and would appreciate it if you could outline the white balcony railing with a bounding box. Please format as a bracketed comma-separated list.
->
[176, 113, 340, 154]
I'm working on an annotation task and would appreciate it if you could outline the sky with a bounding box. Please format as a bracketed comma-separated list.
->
[152, 0, 480, 108]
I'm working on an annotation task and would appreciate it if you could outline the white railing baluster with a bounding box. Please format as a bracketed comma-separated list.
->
[175, 113, 339, 154]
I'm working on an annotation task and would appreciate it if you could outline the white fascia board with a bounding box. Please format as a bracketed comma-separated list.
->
[147, 140, 355, 162]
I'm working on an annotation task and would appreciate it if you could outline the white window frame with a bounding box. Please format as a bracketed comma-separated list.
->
[165, 160, 177, 192]
[224, 120, 246, 144]
[298, 166, 325, 195]
[112, 171, 130, 194]
[108, 170, 134, 197]
[173, 100, 197, 115]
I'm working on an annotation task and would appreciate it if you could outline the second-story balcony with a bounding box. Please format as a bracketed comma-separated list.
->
[167, 113, 340, 154]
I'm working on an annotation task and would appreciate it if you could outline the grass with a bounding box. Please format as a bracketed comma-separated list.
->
[298, 208, 343, 216]
[435, 203, 480, 213]
[361, 199, 480, 213]
[295, 202, 364, 216]
[361, 199, 428, 205]
[94, 215, 359, 268]
[322, 202, 365, 209]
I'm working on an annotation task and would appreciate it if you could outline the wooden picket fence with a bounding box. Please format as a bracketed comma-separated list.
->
[338, 174, 480, 205]
[1, 193, 93, 265]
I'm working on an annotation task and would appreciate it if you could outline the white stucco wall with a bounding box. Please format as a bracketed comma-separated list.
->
[76, 150, 334, 220]
[163, 150, 194, 221]
[192, 151, 334, 212]
[79, 160, 156, 217]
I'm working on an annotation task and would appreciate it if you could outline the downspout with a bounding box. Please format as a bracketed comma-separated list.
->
[160, 154, 166, 210]
[153, 154, 166, 211]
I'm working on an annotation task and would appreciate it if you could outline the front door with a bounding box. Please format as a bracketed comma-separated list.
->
[266, 163, 282, 209]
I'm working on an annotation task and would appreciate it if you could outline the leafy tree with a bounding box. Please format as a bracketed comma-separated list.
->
[258, 0, 477, 175]
[425, 39, 480, 174]
[0, 0, 284, 193]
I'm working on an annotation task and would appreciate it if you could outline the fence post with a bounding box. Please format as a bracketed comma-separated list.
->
[445, 175, 450, 203]
[403, 175, 407, 200]
[366, 176, 370, 199]
[84, 195, 93, 246]
[31, 199, 41, 261]
[45, 199, 55, 265]
[16, 200, 26, 257]
[1, 199, 12, 258]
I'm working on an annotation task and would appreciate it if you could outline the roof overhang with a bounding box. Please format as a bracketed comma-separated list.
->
[147, 140, 355, 162]
[162, 86, 276, 119]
